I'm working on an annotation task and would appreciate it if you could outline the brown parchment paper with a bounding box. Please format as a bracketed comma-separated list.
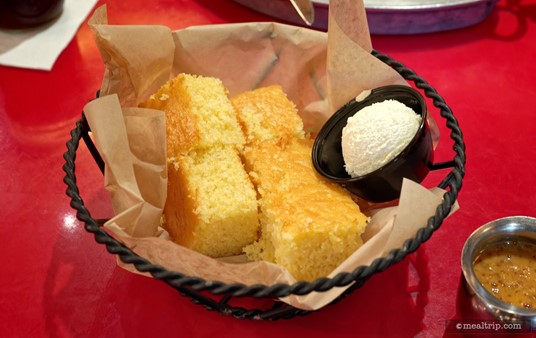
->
[84, 2, 457, 311]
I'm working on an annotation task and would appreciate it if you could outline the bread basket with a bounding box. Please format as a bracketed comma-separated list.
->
[62, 49, 465, 320]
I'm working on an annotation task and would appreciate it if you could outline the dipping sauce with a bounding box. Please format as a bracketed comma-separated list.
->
[473, 238, 536, 309]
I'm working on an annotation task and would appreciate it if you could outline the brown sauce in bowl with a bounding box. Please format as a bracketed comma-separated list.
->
[473, 238, 536, 309]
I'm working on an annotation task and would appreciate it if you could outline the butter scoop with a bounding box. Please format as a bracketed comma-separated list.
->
[312, 85, 433, 202]
[341, 99, 422, 178]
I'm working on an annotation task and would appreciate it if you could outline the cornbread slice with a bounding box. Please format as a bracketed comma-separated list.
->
[232, 87, 368, 281]
[141, 73, 245, 158]
[243, 139, 368, 281]
[166, 146, 258, 257]
[141, 74, 259, 257]
[231, 85, 305, 146]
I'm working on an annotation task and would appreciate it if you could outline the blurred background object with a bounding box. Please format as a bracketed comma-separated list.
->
[0, 0, 64, 29]
[290, 0, 315, 25]
[231, 0, 499, 34]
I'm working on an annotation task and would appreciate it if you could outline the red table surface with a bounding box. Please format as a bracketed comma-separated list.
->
[1, 1, 535, 337]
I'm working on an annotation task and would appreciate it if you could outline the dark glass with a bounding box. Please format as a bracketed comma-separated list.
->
[0, 0, 64, 29]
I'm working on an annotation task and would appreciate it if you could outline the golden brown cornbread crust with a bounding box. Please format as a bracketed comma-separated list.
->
[231, 85, 305, 146]
[243, 139, 368, 281]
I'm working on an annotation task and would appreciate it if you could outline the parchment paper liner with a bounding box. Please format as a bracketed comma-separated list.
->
[84, 2, 456, 311]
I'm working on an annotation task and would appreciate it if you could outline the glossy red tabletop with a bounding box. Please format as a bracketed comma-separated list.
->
[1, 1, 536, 337]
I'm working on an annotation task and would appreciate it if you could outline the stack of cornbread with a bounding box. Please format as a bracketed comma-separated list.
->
[141, 74, 368, 281]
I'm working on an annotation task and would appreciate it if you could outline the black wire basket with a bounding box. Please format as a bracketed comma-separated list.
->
[62, 50, 466, 320]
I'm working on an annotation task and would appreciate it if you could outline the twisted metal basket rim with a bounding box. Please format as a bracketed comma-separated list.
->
[62, 49, 466, 319]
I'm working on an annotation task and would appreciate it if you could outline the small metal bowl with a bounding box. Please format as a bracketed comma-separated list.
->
[461, 216, 536, 325]
[312, 85, 433, 202]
